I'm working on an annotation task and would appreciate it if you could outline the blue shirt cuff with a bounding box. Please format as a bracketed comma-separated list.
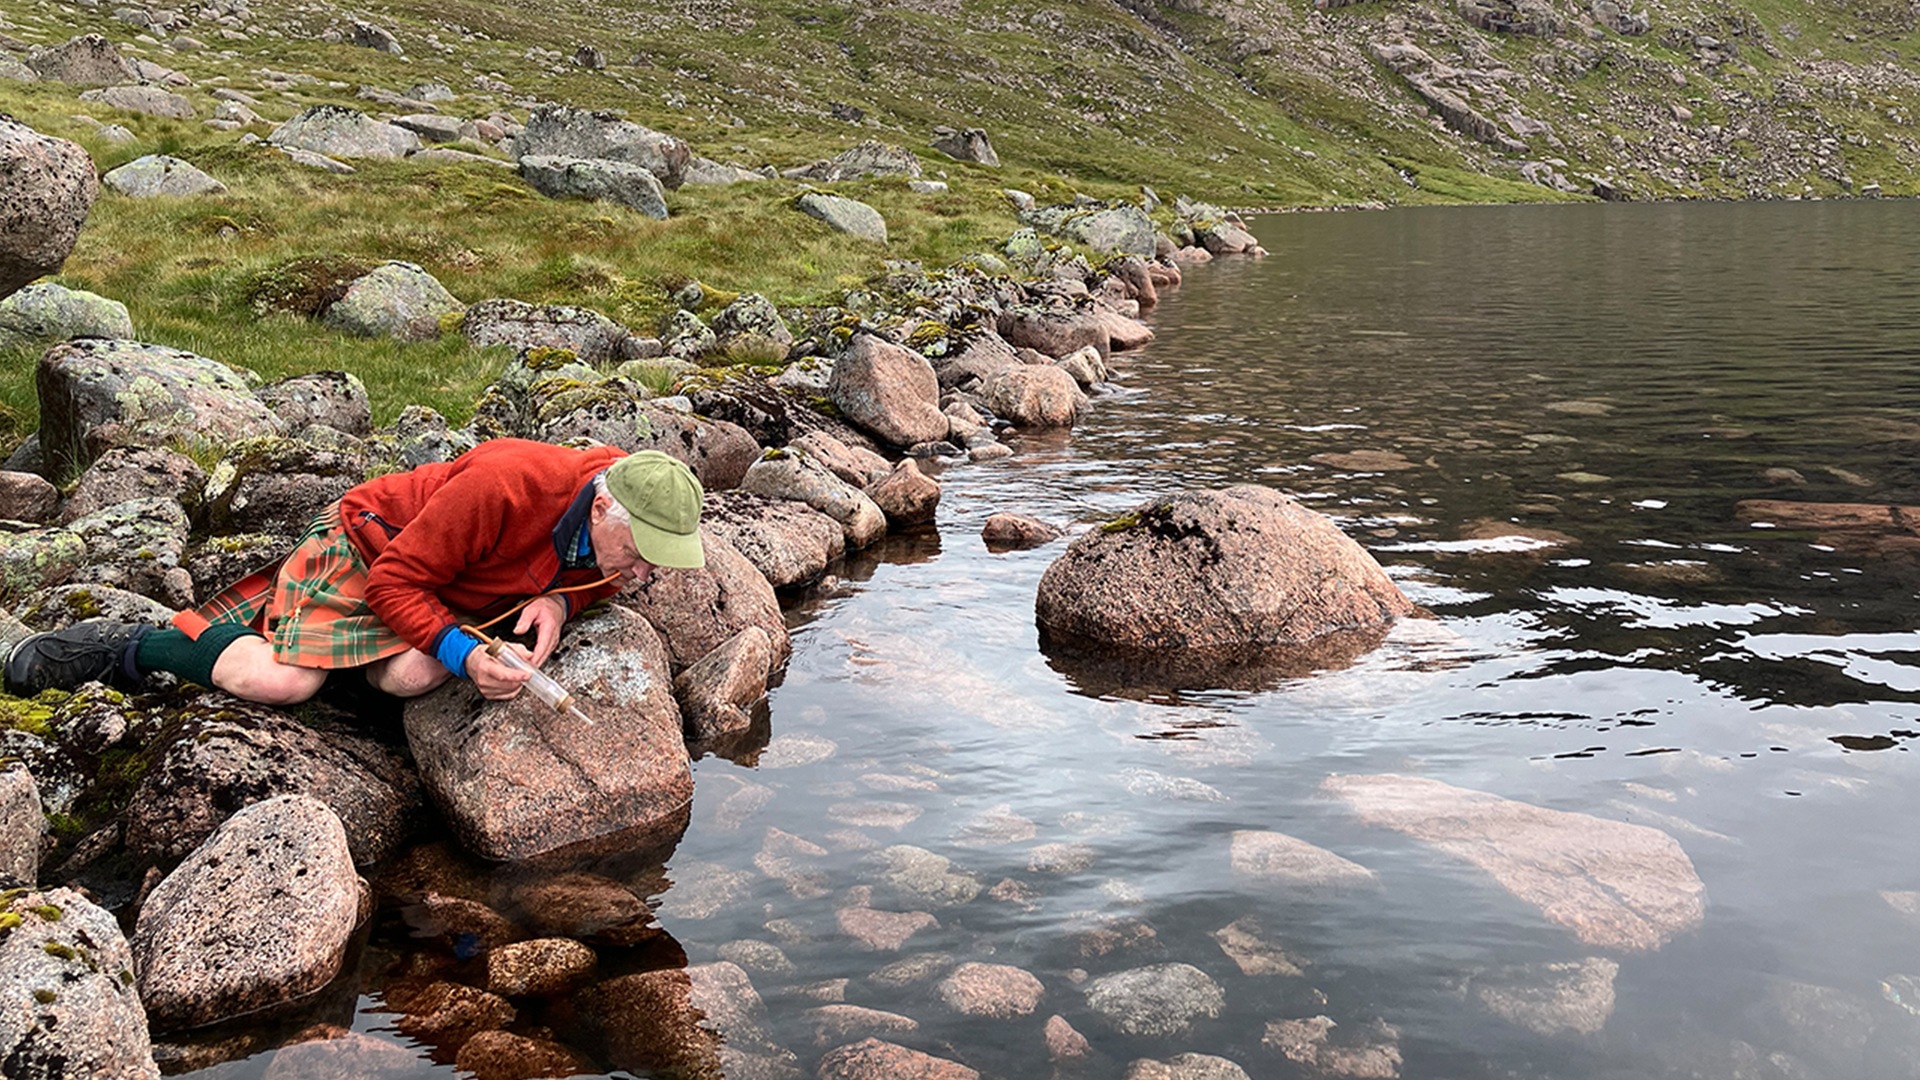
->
[434, 628, 482, 679]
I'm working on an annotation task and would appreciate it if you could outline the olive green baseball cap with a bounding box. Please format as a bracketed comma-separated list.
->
[607, 450, 705, 569]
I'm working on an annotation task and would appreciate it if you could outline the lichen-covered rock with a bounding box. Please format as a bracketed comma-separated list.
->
[0, 114, 98, 300]
[981, 364, 1086, 428]
[484, 937, 597, 997]
[1030, 203, 1156, 258]
[132, 795, 364, 1031]
[256, 371, 372, 438]
[936, 962, 1044, 1018]
[1084, 963, 1224, 1038]
[36, 339, 285, 479]
[537, 399, 758, 492]
[0, 470, 57, 522]
[462, 298, 628, 364]
[869, 459, 940, 526]
[740, 450, 886, 549]
[81, 88, 195, 121]
[675, 625, 773, 740]
[930, 126, 997, 166]
[63, 496, 193, 608]
[700, 490, 845, 590]
[828, 334, 946, 448]
[818, 1038, 977, 1080]
[0, 282, 132, 350]
[0, 523, 87, 606]
[710, 293, 793, 362]
[997, 306, 1110, 360]
[619, 526, 789, 673]
[269, 105, 422, 159]
[19, 583, 172, 632]
[0, 763, 42, 883]
[797, 192, 887, 243]
[791, 140, 923, 181]
[59, 446, 205, 526]
[514, 103, 690, 189]
[404, 606, 691, 860]
[520, 154, 669, 218]
[24, 35, 136, 86]
[1323, 775, 1706, 952]
[934, 330, 1022, 392]
[123, 695, 422, 866]
[790, 431, 889, 489]
[1036, 486, 1415, 666]
[201, 436, 368, 536]
[321, 262, 464, 343]
[0, 887, 158, 1078]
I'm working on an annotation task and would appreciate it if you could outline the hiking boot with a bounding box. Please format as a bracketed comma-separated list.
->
[3, 620, 143, 696]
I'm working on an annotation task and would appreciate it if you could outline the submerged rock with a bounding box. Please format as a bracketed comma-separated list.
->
[983, 512, 1062, 551]
[1229, 830, 1375, 889]
[1124, 1053, 1253, 1080]
[0, 887, 157, 1079]
[1263, 1015, 1403, 1079]
[132, 795, 363, 1031]
[818, 1037, 977, 1080]
[937, 962, 1044, 1018]
[1083, 963, 1224, 1038]
[1464, 957, 1619, 1037]
[619, 526, 789, 673]
[1323, 774, 1705, 952]
[404, 606, 690, 860]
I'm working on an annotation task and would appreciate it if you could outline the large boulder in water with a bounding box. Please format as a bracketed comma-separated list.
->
[617, 526, 790, 674]
[1035, 486, 1415, 681]
[0, 887, 159, 1078]
[131, 795, 363, 1031]
[0, 114, 98, 300]
[404, 605, 691, 861]
[740, 448, 886, 549]
[981, 364, 1086, 428]
[1322, 774, 1706, 952]
[36, 339, 286, 479]
[701, 490, 846, 590]
[828, 334, 947, 448]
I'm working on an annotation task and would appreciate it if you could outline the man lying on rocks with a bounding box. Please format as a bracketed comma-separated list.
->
[2, 439, 705, 704]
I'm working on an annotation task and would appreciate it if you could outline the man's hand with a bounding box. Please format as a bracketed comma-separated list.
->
[466, 644, 532, 700]
[513, 595, 568, 667]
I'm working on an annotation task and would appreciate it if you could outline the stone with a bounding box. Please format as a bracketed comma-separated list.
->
[1046, 1014, 1091, 1061]
[123, 696, 420, 866]
[818, 1038, 977, 1080]
[997, 306, 1111, 360]
[321, 261, 464, 342]
[930, 126, 998, 166]
[78, 86, 194, 120]
[739, 450, 886, 549]
[1263, 1016, 1402, 1079]
[484, 937, 597, 997]
[829, 334, 947, 448]
[1035, 486, 1416, 669]
[346, 18, 401, 53]
[684, 961, 803, 1078]
[684, 156, 768, 184]
[454, 1030, 595, 1080]
[1092, 308, 1155, 351]
[935, 330, 1021, 392]
[1465, 957, 1619, 1036]
[35, 338, 284, 479]
[63, 496, 193, 607]
[201, 436, 367, 537]
[981, 364, 1087, 428]
[719, 938, 795, 976]
[0, 114, 98, 299]
[391, 981, 514, 1048]
[791, 431, 890, 489]
[710, 293, 793, 361]
[269, 105, 422, 159]
[619, 526, 789, 673]
[0, 282, 132, 349]
[675, 625, 773, 740]
[60, 446, 205, 525]
[1212, 916, 1306, 977]
[807, 1004, 918, 1046]
[131, 795, 363, 1030]
[937, 962, 1045, 1018]
[1125, 1054, 1253, 1080]
[404, 606, 691, 860]
[25, 35, 136, 86]
[579, 963, 799, 1079]
[519, 154, 668, 219]
[0, 470, 57, 522]
[545, 402, 756, 492]
[507, 872, 654, 946]
[0, 887, 157, 1078]
[1061, 204, 1156, 258]
[1083, 963, 1224, 1037]
[837, 905, 938, 951]
[1323, 774, 1705, 951]
[0, 526, 87, 607]
[1229, 830, 1375, 888]
[701, 490, 846, 589]
[983, 512, 1061, 550]
[391, 113, 464, 143]
[462, 298, 628, 363]
[263, 1028, 418, 1079]
[279, 147, 354, 173]
[871, 845, 981, 907]
[869, 459, 940, 526]
[0, 763, 41, 883]
[797, 192, 887, 243]
[256, 371, 372, 437]
[514, 104, 690, 189]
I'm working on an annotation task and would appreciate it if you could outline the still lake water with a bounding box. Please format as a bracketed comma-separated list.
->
[185, 202, 1920, 1078]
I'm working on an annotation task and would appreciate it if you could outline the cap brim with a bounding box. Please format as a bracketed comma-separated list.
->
[631, 519, 705, 569]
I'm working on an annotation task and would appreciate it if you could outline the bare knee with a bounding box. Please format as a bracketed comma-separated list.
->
[210, 639, 327, 706]
[367, 650, 451, 698]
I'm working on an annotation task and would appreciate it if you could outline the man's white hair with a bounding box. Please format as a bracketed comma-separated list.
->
[593, 471, 631, 526]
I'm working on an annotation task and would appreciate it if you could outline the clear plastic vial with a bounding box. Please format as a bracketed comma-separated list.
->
[486, 641, 590, 723]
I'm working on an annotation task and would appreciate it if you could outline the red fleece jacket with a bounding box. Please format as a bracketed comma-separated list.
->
[339, 439, 628, 654]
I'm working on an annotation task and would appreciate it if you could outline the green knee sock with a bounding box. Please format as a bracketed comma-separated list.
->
[134, 623, 264, 688]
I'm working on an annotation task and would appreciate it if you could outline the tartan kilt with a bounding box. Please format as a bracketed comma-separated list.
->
[192, 505, 413, 669]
